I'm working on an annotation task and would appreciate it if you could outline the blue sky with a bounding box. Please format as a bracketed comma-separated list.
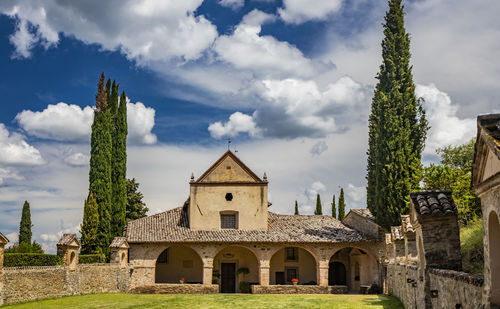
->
[0, 0, 498, 252]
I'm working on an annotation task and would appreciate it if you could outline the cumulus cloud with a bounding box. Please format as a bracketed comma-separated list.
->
[64, 153, 89, 167]
[0, 0, 218, 62]
[16, 103, 94, 142]
[218, 0, 244, 10]
[40, 233, 59, 242]
[0, 123, 44, 166]
[16, 101, 157, 144]
[310, 141, 328, 156]
[278, 0, 343, 24]
[208, 112, 260, 139]
[305, 181, 326, 202]
[0, 167, 23, 185]
[416, 84, 476, 154]
[214, 9, 318, 78]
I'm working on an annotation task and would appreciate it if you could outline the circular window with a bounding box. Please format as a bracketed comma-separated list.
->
[225, 193, 233, 201]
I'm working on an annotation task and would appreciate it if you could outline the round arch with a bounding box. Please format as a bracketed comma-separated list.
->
[154, 244, 203, 284]
[489, 211, 500, 305]
[269, 246, 318, 285]
[213, 245, 260, 293]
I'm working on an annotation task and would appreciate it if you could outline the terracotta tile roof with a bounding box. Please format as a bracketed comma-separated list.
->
[125, 207, 368, 244]
[410, 190, 457, 217]
[351, 209, 375, 221]
[110, 237, 129, 248]
[56, 234, 80, 247]
[477, 113, 500, 160]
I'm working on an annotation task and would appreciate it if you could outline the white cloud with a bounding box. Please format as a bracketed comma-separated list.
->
[16, 101, 157, 144]
[208, 112, 261, 139]
[416, 84, 476, 154]
[278, 0, 343, 24]
[0, 123, 44, 166]
[346, 183, 365, 203]
[16, 103, 94, 142]
[218, 0, 244, 10]
[310, 141, 328, 156]
[0, 167, 23, 185]
[40, 233, 59, 242]
[214, 9, 317, 78]
[64, 153, 89, 167]
[0, 0, 218, 62]
[6, 232, 18, 245]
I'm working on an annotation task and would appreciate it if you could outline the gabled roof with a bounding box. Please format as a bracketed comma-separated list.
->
[349, 209, 375, 221]
[57, 234, 81, 247]
[409, 190, 457, 218]
[473, 114, 500, 187]
[125, 206, 369, 244]
[194, 150, 264, 183]
[110, 237, 129, 248]
[0, 231, 9, 245]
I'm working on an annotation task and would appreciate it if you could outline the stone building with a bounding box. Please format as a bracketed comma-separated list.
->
[123, 150, 386, 293]
[473, 113, 500, 307]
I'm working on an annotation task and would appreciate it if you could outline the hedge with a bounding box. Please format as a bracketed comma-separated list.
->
[4, 253, 63, 267]
[79, 254, 106, 264]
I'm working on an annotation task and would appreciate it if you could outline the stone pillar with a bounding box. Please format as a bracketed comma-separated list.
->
[202, 258, 214, 285]
[56, 234, 81, 271]
[0, 232, 8, 306]
[110, 237, 129, 269]
[318, 259, 329, 286]
[259, 259, 270, 286]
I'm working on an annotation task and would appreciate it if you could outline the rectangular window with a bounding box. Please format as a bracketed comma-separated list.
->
[285, 247, 298, 261]
[221, 214, 237, 229]
[286, 268, 298, 283]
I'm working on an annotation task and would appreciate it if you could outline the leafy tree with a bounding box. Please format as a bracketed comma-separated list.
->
[89, 73, 113, 255]
[366, 0, 428, 229]
[314, 194, 323, 215]
[80, 194, 100, 254]
[338, 188, 346, 220]
[126, 178, 149, 222]
[422, 139, 480, 225]
[110, 88, 128, 238]
[19, 201, 32, 246]
[331, 194, 336, 218]
[5, 241, 43, 253]
[294, 200, 299, 215]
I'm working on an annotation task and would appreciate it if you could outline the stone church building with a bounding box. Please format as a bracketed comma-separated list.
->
[124, 150, 386, 293]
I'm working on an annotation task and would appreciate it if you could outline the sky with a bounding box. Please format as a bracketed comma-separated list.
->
[0, 0, 498, 253]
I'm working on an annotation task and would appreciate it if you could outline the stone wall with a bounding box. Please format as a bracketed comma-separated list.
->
[129, 283, 218, 294]
[386, 263, 484, 309]
[1, 264, 130, 304]
[252, 284, 348, 294]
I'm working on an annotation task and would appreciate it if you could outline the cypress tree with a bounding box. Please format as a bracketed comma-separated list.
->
[19, 201, 32, 246]
[314, 194, 323, 215]
[80, 194, 99, 254]
[338, 188, 346, 220]
[331, 194, 336, 218]
[294, 200, 299, 215]
[366, 0, 428, 229]
[125, 178, 149, 222]
[89, 73, 113, 255]
[110, 88, 128, 238]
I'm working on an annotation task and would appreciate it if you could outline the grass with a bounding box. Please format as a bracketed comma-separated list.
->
[460, 219, 484, 274]
[3, 293, 404, 309]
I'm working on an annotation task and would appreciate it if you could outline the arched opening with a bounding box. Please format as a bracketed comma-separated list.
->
[489, 211, 500, 305]
[270, 247, 317, 285]
[329, 247, 379, 292]
[70, 251, 76, 265]
[213, 245, 259, 293]
[155, 245, 203, 284]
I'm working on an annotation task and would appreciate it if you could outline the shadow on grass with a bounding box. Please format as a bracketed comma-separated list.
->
[362, 295, 404, 309]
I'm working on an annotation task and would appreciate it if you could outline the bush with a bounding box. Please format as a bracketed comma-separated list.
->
[5, 241, 44, 253]
[239, 281, 250, 293]
[79, 254, 106, 264]
[4, 253, 62, 267]
[460, 219, 484, 274]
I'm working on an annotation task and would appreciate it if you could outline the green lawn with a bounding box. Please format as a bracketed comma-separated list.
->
[4, 293, 403, 309]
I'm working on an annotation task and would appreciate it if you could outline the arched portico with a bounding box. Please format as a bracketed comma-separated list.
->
[213, 245, 259, 293]
[269, 246, 317, 285]
[489, 211, 500, 305]
[328, 247, 379, 292]
[155, 245, 203, 284]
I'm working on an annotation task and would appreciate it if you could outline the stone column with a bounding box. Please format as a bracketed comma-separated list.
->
[259, 259, 270, 286]
[202, 258, 214, 285]
[0, 233, 7, 306]
[318, 259, 329, 286]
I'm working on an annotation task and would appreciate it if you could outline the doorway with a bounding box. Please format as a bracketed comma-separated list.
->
[329, 262, 347, 285]
[221, 262, 236, 293]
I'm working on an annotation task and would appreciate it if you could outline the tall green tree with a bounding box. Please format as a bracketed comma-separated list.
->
[331, 194, 336, 218]
[80, 194, 99, 254]
[126, 178, 149, 222]
[366, 0, 428, 229]
[314, 194, 323, 215]
[294, 200, 299, 215]
[338, 188, 346, 220]
[19, 201, 32, 246]
[110, 88, 128, 238]
[89, 73, 113, 255]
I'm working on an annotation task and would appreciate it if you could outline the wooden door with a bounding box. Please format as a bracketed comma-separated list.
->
[221, 263, 236, 293]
